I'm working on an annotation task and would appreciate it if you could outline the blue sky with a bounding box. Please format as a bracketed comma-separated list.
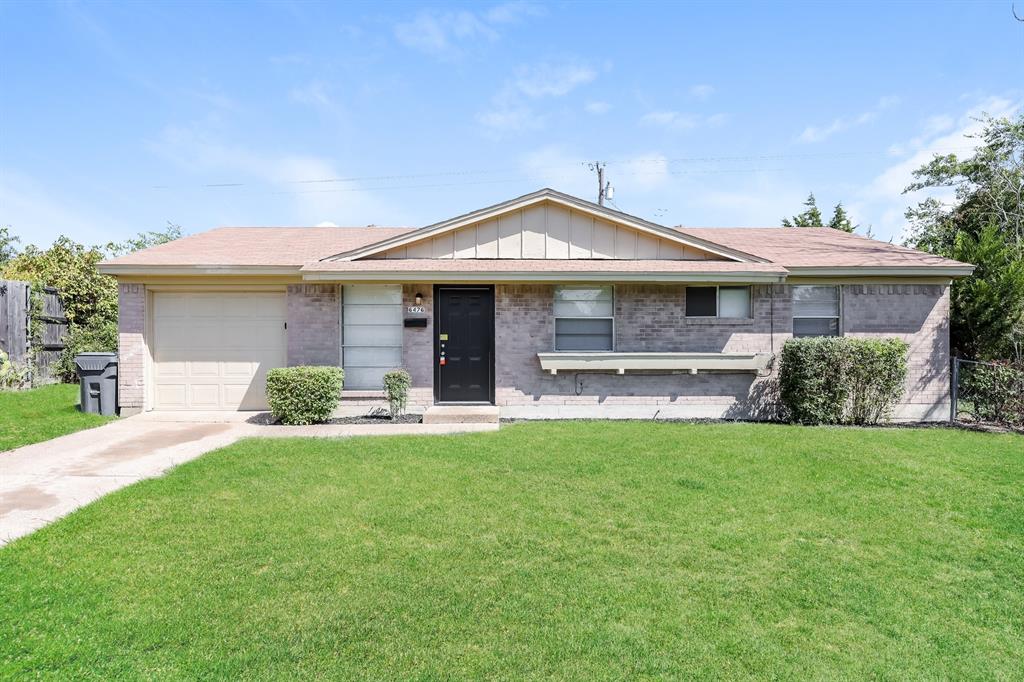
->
[1, 0, 1021, 247]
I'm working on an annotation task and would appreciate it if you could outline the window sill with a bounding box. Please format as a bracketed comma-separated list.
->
[683, 317, 755, 326]
[537, 351, 773, 374]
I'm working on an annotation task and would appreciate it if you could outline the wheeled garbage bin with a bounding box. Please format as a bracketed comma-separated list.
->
[75, 352, 118, 416]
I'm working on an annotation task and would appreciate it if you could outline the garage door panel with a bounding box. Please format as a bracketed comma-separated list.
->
[153, 292, 287, 410]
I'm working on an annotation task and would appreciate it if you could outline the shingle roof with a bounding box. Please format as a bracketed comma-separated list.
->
[100, 226, 414, 267]
[675, 227, 965, 269]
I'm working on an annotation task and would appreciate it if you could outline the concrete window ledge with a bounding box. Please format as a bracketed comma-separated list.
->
[537, 351, 773, 375]
[339, 390, 386, 399]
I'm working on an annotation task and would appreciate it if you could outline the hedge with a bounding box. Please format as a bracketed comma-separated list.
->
[383, 369, 412, 418]
[779, 337, 908, 425]
[265, 366, 344, 425]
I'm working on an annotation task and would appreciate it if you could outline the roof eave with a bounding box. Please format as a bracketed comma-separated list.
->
[785, 265, 976, 277]
[301, 270, 788, 283]
[97, 264, 302, 276]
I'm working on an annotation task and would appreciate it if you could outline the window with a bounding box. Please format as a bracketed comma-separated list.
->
[792, 285, 840, 337]
[554, 285, 613, 351]
[342, 285, 403, 389]
[685, 286, 751, 318]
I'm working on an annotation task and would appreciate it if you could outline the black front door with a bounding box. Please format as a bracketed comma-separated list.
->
[435, 286, 494, 403]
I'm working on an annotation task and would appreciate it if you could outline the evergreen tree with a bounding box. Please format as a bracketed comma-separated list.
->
[782, 193, 824, 227]
[827, 202, 856, 232]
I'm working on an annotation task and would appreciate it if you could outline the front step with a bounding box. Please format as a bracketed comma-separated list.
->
[422, 405, 500, 425]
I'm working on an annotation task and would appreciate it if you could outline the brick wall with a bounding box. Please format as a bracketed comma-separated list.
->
[843, 284, 950, 420]
[286, 284, 340, 366]
[492, 282, 950, 421]
[117, 283, 146, 414]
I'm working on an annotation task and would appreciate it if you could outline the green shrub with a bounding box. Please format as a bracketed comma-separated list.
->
[265, 366, 344, 425]
[779, 337, 908, 425]
[52, 317, 119, 383]
[383, 369, 412, 417]
[0, 349, 31, 390]
[960, 360, 1024, 426]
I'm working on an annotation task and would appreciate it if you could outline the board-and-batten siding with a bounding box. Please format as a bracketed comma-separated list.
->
[373, 203, 721, 260]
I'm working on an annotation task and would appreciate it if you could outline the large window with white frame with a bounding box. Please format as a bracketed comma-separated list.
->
[792, 285, 841, 337]
[685, 285, 751, 318]
[554, 285, 614, 351]
[341, 284, 403, 389]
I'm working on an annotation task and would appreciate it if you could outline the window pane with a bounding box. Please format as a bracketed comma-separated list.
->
[719, 286, 750, 318]
[686, 287, 717, 317]
[344, 367, 391, 390]
[555, 318, 613, 351]
[343, 284, 402, 305]
[343, 304, 403, 325]
[343, 347, 402, 367]
[342, 324, 403, 346]
[793, 285, 839, 317]
[793, 317, 839, 337]
[554, 300, 614, 318]
[554, 285, 613, 302]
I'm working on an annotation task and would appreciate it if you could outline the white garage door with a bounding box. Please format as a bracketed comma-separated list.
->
[152, 292, 286, 410]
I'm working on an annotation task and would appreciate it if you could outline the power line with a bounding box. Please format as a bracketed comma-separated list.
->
[148, 145, 978, 192]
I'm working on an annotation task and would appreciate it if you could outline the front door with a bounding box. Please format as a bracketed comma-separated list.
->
[435, 286, 494, 403]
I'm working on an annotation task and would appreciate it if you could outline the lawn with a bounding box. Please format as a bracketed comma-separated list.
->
[0, 383, 114, 452]
[1, 423, 1021, 679]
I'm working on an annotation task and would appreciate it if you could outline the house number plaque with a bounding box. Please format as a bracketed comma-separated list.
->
[407, 305, 425, 314]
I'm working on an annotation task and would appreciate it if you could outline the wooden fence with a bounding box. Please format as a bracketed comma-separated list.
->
[0, 279, 67, 381]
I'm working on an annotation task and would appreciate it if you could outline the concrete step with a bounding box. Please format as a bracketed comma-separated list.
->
[422, 405, 500, 425]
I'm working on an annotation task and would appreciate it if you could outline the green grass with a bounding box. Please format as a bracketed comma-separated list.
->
[0, 384, 114, 452]
[2, 423, 1022, 679]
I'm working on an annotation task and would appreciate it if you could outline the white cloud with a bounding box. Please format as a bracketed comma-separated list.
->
[861, 95, 1020, 241]
[640, 110, 726, 132]
[0, 169, 126, 246]
[798, 95, 900, 143]
[316, 221, 339, 227]
[479, 60, 597, 136]
[394, 2, 542, 59]
[689, 84, 715, 100]
[585, 100, 610, 114]
[513, 63, 596, 97]
[519, 145, 592, 196]
[146, 122, 408, 227]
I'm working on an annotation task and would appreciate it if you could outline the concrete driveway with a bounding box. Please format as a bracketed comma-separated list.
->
[1, 413, 497, 546]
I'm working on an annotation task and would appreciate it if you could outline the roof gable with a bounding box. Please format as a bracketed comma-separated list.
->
[323, 189, 766, 263]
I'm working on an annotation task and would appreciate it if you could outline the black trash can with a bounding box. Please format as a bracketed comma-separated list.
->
[75, 352, 118, 416]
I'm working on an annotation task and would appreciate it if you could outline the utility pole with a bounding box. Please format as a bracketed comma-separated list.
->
[586, 162, 612, 206]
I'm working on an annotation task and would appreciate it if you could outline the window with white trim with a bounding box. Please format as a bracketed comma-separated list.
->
[685, 286, 751, 318]
[792, 285, 841, 337]
[342, 284, 403, 389]
[554, 285, 614, 351]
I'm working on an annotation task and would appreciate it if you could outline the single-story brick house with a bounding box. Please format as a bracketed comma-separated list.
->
[99, 188, 973, 421]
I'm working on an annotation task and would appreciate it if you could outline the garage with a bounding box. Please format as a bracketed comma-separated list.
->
[152, 292, 286, 410]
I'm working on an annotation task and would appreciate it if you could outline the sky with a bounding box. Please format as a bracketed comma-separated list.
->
[1, 0, 1022, 249]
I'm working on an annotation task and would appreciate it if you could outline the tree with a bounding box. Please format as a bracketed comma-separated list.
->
[782, 193, 857, 232]
[0, 225, 184, 381]
[827, 202, 856, 233]
[904, 114, 1024, 360]
[0, 225, 18, 267]
[782, 193, 824, 227]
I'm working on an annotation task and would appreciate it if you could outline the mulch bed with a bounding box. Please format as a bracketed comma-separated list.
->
[246, 412, 422, 425]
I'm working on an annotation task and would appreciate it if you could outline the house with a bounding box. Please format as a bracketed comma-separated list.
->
[98, 188, 974, 421]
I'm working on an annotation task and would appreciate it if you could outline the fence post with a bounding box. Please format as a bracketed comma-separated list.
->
[950, 356, 959, 424]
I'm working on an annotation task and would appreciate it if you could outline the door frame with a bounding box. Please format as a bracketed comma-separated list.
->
[433, 284, 495, 405]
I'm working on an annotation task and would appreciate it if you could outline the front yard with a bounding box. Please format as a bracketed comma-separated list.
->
[1, 422, 1021, 678]
[0, 384, 113, 452]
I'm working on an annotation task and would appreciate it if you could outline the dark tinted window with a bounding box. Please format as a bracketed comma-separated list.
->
[686, 287, 717, 317]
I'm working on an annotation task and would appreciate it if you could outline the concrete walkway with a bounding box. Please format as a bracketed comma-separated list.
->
[1, 413, 497, 546]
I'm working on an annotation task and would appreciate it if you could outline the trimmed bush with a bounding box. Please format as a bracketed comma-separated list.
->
[383, 369, 412, 418]
[960, 360, 1024, 426]
[779, 337, 908, 425]
[265, 366, 344, 425]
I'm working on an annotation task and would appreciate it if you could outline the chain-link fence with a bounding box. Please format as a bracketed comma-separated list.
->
[951, 358, 1024, 427]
